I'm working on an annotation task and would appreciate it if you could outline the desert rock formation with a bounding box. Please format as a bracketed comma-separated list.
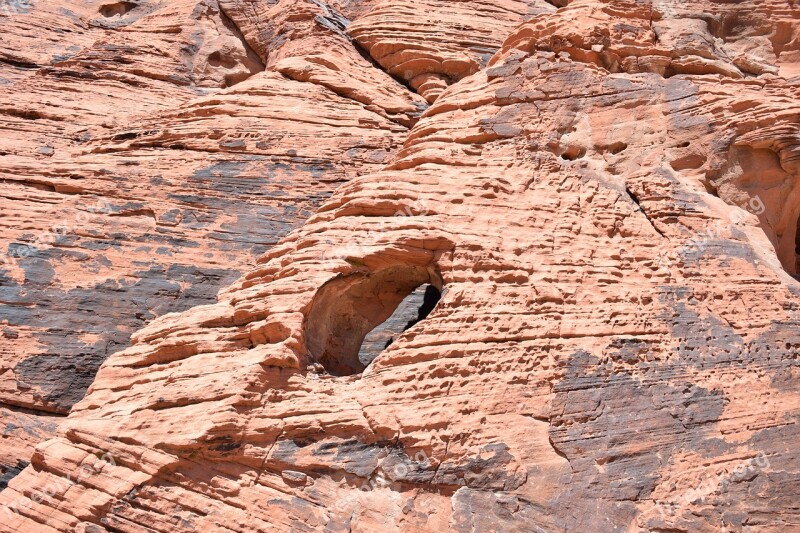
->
[1, 0, 800, 531]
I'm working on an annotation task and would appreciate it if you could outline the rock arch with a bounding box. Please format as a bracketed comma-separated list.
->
[305, 263, 443, 376]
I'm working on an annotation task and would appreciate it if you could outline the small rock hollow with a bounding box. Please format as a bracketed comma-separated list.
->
[795, 215, 800, 276]
[305, 265, 442, 376]
[717, 144, 800, 279]
[99, 2, 137, 18]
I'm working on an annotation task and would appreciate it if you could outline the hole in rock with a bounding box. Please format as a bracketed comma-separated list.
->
[208, 51, 238, 70]
[608, 142, 628, 155]
[99, 2, 137, 18]
[305, 265, 442, 376]
[560, 146, 586, 161]
[713, 143, 800, 279]
[670, 153, 707, 171]
[360, 284, 441, 359]
[795, 215, 800, 276]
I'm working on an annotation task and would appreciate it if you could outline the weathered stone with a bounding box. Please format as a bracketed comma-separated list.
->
[1, 0, 800, 531]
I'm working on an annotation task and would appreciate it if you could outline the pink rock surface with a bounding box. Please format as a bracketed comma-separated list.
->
[0, 0, 417, 415]
[1, 0, 800, 531]
[348, 0, 557, 102]
[0, 0, 419, 492]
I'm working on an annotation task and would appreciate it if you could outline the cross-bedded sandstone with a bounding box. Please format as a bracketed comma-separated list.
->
[1, 0, 799, 531]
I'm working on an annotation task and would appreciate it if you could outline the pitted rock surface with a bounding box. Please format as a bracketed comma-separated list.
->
[1, 0, 800, 531]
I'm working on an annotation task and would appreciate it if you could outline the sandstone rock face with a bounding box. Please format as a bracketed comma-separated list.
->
[347, 0, 558, 102]
[1, 0, 800, 532]
[0, 0, 426, 505]
[0, 0, 419, 460]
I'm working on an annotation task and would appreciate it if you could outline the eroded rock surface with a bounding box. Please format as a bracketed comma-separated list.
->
[0, 0, 420, 492]
[1, 0, 800, 531]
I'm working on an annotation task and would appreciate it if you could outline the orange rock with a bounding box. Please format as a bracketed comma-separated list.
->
[2, 0, 800, 531]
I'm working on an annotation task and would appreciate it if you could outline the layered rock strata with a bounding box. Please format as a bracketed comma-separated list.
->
[0, 0, 422, 492]
[2, 0, 800, 531]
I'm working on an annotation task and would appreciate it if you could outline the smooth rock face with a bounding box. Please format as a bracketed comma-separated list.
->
[1, 0, 800, 532]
